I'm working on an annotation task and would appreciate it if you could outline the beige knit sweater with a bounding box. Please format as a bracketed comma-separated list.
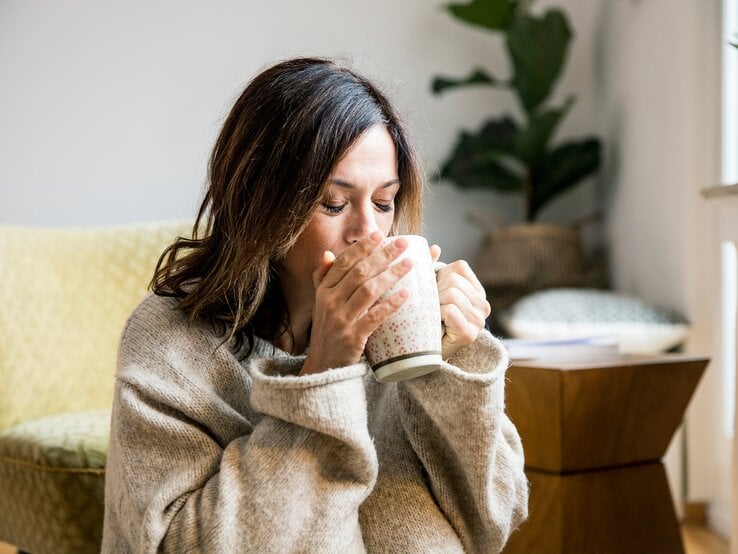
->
[102, 293, 528, 553]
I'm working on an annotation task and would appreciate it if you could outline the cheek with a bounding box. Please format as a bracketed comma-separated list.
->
[293, 218, 339, 265]
[380, 211, 395, 234]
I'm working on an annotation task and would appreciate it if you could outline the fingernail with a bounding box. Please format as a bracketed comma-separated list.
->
[394, 237, 408, 250]
[370, 231, 383, 242]
[400, 258, 413, 268]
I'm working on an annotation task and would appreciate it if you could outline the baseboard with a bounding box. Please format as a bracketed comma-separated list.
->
[682, 501, 708, 525]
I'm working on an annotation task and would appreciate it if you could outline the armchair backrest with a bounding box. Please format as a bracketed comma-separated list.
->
[0, 220, 192, 429]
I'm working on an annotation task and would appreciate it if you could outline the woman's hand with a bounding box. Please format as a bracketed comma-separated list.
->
[430, 245, 491, 361]
[300, 231, 414, 376]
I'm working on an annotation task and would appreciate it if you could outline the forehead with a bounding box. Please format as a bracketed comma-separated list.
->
[327, 177, 400, 191]
[333, 125, 398, 174]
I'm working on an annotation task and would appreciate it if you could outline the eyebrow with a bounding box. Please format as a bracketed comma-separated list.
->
[328, 178, 400, 189]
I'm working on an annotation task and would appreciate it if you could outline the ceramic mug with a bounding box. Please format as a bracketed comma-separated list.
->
[365, 235, 445, 383]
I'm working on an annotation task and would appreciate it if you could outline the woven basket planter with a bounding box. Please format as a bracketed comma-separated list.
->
[475, 223, 587, 313]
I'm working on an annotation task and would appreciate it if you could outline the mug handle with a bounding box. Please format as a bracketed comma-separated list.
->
[432, 262, 447, 336]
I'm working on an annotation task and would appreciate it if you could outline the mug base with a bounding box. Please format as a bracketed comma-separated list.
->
[373, 353, 442, 383]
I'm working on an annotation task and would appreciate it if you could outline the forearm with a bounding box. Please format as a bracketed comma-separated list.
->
[105, 360, 378, 553]
[397, 331, 528, 553]
[161, 417, 375, 552]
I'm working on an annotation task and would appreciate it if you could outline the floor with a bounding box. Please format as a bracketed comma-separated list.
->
[681, 524, 730, 554]
[0, 526, 729, 553]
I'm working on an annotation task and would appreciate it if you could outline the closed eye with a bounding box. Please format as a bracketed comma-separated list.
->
[322, 203, 347, 214]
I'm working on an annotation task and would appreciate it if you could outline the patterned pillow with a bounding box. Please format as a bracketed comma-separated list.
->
[499, 288, 690, 354]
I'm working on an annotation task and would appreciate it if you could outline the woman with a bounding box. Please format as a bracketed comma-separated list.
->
[102, 57, 528, 553]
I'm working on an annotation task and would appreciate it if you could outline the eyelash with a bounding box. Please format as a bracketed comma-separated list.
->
[322, 202, 393, 214]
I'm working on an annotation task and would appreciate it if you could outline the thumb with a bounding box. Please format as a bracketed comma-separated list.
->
[312, 250, 336, 288]
[429, 244, 442, 263]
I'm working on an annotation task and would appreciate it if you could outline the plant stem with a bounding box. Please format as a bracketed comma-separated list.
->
[522, 171, 534, 222]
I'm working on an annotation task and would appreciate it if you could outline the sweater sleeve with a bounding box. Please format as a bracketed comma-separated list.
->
[395, 330, 529, 553]
[103, 308, 377, 553]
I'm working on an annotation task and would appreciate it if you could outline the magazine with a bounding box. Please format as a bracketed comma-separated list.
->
[501, 336, 620, 363]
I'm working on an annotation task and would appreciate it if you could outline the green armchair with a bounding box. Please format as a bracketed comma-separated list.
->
[0, 220, 191, 554]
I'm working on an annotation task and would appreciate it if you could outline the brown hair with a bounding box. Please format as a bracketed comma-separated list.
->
[152, 57, 424, 356]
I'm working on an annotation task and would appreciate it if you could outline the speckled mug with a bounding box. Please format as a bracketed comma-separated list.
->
[366, 235, 444, 383]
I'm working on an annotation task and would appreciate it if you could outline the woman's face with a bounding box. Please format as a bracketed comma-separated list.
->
[279, 124, 400, 293]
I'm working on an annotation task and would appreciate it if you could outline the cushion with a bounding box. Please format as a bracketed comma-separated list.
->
[0, 409, 109, 553]
[499, 288, 690, 354]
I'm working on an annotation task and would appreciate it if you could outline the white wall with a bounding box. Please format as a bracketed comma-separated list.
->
[595, 0, 727, 536]
[0, 0, 605, 265]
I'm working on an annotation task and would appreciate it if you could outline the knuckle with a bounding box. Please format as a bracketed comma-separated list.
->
[382, 242, 398, 260]
[324, 296, 341, 313]
[391, 291, 407, 306]
[333, 256, 352, 271]
[473, 311, 486, 328]
[447, 273, 465, 290]
[440, 304, 452, 318]
[368, 306, 387, 323]
[447, 287, 465, 305]
[359, 280, 379, 299]
[457, 260, 471, 272]
[363, 309, 385, 331]
[393, 260, 410, 276]
[354, 261, 371, 279]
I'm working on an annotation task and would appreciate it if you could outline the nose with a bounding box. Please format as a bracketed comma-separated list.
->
[345, 203, 380, 244]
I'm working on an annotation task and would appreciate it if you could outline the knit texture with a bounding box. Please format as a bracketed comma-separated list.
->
[103, 294, 528, 553]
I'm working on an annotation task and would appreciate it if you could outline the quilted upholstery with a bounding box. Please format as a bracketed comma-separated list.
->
[0, 220, 191, 553]
[0, 221, 191, 430]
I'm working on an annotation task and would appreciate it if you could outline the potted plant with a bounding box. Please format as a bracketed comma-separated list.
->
[431, 0, 604, 312]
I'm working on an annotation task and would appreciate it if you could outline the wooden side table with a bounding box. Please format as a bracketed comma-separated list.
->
[503, 354, 709, 554]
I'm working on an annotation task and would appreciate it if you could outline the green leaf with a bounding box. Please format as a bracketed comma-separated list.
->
[432, 68, 503, 95]
[441, 120, 524, 192]
[514, 96, 575, 165]
[477, 116, 521, 156]
[445, 0, 518, 31]
[507, 9, 572, 113]
[731, 34, 738, 49]
[529, 138, 601, 219]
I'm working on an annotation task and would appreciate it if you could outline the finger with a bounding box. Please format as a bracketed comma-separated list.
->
[333, 235, 409, 297]
[345, 256, 414, 317]
[439, 260, 485, 296]
[312, 250, 336, 288]
[429, 244, 442, 263]
[320, 231, 384, 289]
[436, 271, 490, 317]
[356, 288, 410, 336]
[441, 303, 480, 347]
[438, 286, 487, 329]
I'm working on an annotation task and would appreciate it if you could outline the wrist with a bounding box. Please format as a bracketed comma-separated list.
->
[299, 355, 322, 376]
